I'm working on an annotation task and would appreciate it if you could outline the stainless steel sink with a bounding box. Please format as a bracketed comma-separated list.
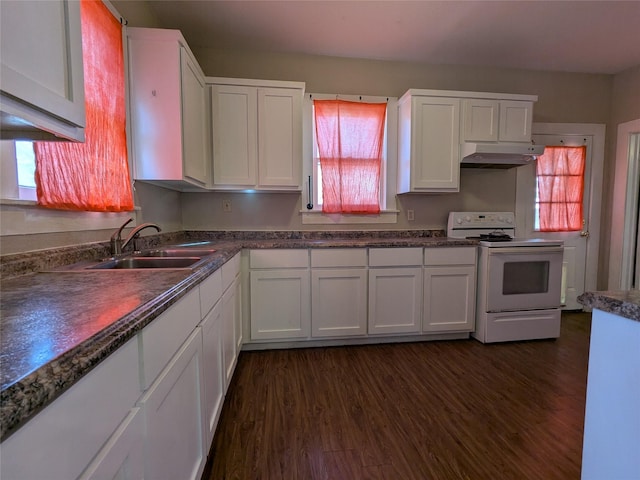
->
[87, 257, 202, 270]
[137, 248, 216, 258]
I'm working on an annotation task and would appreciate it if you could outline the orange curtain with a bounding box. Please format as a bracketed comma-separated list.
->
[536, 146, 586, 232]
[314, 100, 386, 214]
[34, 0, 133, 212]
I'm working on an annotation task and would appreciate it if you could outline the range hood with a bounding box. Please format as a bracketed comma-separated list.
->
[460, 142, 545, 169]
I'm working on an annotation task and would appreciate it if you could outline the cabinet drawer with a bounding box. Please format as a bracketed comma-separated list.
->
[139, 288, 201, 390]
[369, 248, 423, 266]
[199, 269, 222, 317]
[250, 249, 308, 269]
[424, 247, 476, 266]
[311, 248, 367, 268]
[222, 252, 241, 290]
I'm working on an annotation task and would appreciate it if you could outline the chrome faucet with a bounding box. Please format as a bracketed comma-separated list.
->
[110, 218, 161, 255]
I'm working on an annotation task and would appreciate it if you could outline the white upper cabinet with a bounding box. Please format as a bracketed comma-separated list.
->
[461, 98, 534, 143]
[462, 99, 499, 142]
[398, 89, 537, 194]
[498, 100, 534, 142]
[127, 28, 209, 190]
[209, 78, 305, 191]
[0, 0, 85, 141]
[398, 93, 461, 193]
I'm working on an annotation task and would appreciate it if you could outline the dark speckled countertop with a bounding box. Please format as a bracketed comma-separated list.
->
[0, 230, 475, 440]
[578, 290, 640, 322]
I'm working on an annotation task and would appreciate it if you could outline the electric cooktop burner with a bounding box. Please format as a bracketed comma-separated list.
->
[466, 232, 513, 242]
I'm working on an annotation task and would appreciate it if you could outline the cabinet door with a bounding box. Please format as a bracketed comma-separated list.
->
[423, 266, 476, 332]
[462, 99, 499, 142]
[368, 267, 422, 335]
[410, 97, 460, 192]
[250, 269, 311, 340]
[181, 49, 209, 186]
[233, 275, 243, 351]
[201, 301, 224, 447]
[78, 408, 144, 480]
[311, 268, 367, 337]
[0, 0, 85, 141]
[499, 100, 533, 142]
[127, 33, 183, 181]
[211, 84, 257, 187]
[221, 280, 238, 388]
[257, 87, 302, 189]
[140, 328, 206, 480]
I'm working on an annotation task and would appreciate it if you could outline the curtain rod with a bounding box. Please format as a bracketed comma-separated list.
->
[308, 94, 390, 103]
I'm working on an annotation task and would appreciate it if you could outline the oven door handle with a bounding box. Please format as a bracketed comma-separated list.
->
[488, 246, 564, 255]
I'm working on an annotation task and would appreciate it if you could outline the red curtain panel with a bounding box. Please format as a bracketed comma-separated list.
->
[536, 146, 586, 232]
[313, 100, 386, 214]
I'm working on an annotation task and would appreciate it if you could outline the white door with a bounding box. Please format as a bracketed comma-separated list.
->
[516, 124, 605, 310]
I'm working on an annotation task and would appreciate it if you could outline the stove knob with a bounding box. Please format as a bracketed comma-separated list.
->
[456, 218, 463, 224]
[506, 217, 513, 224]
[465, 216, 471, 222]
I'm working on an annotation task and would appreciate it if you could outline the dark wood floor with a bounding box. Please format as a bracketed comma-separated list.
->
[203, 312, 591, 480]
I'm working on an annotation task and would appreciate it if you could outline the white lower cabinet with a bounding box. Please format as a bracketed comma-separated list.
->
[249, 249, 311, 340]
[78, 407, 144, 480]
[245, 246, 478, 345]
[0, 338, 140, 480]
[139, 328, 206, 480]
[311, 249, 368, 338]
[368, 248, 423, 335]
[201, 300, 224, 447]
[369, 267, 423, 335]
[250, 269, 311, 339]
[222, 278, 238, 388]
[423, 247, 477, 332]
[221, 253, 242, 388]
[1, 256, 244, 480]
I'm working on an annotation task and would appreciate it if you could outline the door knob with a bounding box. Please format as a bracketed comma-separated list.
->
[580, 231, 590, 237]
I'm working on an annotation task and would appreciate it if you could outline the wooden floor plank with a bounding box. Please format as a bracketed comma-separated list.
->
[204, 312, 590, 479]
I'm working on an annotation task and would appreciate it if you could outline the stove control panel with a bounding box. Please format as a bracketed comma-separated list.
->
[447, 211, 516, 237]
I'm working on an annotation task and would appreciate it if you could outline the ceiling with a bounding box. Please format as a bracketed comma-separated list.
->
[137, 0, 640, 75]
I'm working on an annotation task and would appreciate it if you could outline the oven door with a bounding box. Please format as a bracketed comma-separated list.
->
[486, 246, 564, 312]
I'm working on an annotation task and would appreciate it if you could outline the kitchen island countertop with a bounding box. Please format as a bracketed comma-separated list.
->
[578, 289, 640, 322]
[0, 232, 476, 440]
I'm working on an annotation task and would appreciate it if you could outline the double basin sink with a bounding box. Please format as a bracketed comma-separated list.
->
[58, 244, 217, 271]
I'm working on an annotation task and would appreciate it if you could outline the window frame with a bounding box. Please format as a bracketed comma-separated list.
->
[301, 93, 399, 225]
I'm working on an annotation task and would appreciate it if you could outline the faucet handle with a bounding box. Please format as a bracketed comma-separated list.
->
[110, 218, 134, 255]
[111, 218, 133, 241]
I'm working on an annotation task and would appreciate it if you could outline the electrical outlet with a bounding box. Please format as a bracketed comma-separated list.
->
[407, 209, 415, 221]
[223, 199, 232, 212]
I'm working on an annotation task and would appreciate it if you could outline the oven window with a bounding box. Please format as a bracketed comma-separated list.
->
[503, 261, 550, 295]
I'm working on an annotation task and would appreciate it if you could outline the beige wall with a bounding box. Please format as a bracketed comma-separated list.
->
[180, 48, 613, 234]
[600, 65, 640, 288]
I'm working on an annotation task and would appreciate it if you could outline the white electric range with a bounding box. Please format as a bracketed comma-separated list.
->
[448, 212, 564, 343]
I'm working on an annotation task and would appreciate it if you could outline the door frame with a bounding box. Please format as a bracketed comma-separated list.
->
[516, 123, 605, 302]
[608, 118, 640, 290]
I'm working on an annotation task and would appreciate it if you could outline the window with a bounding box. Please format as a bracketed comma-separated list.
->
[15, 141, 37, 200]
[535, 145, 586, 232]
[304, 94, 398, 224]
[33, 0, 133, 212]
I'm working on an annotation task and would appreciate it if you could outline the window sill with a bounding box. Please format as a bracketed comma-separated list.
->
[300, 209, 399, 225]
[0, 198, 140, 236]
